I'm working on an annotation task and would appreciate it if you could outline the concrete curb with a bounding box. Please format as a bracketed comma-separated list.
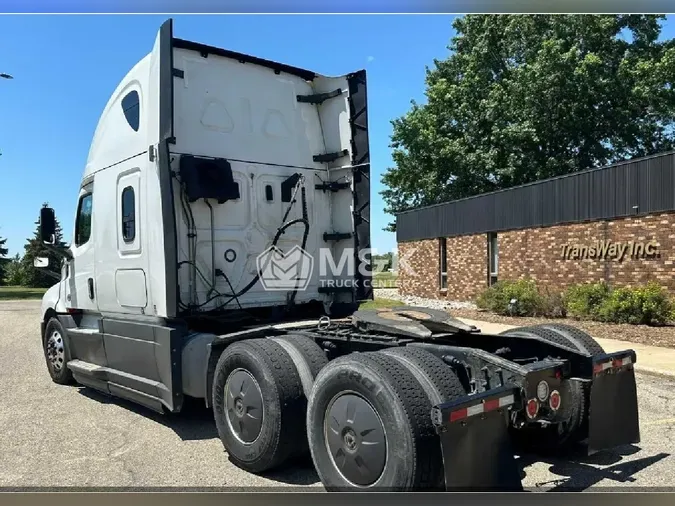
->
[455, 317, 675, 381]
[634, 365, 675, 380]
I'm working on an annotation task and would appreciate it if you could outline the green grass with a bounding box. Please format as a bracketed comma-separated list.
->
[372, 270, 398, 289]
[0, 286, 48, 300]
[359, 297, 405, 310]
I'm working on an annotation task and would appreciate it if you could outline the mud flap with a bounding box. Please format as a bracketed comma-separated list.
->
[588, 350, 640, 455]
[431, 385, 523, 491]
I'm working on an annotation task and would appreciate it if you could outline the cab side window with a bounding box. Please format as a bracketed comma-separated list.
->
[75, 193, 93, 246]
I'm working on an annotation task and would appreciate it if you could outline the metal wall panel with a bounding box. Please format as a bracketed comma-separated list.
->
[396, 152, 675, 242]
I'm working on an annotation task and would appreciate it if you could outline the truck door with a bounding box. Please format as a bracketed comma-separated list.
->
[63, 182, 107, 366]
[67, 184, 97, 312]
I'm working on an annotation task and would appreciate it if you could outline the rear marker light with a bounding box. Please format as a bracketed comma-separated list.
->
[593, 356, 633, 375]
[549, 390, 561, 411]
[526, 398, 539, 419]
[536, 380, 550, 401]
[448, 394, 515, 423]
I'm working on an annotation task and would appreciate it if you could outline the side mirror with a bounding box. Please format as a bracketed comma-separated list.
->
[40, 207, 56, 244]
[34, 257, 49, 268]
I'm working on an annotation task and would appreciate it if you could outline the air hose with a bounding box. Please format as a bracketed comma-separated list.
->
[193, 174, 310, 312]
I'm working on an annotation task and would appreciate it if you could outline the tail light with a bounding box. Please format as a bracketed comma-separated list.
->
[549, 390, 561, 411]
[526, 398, 539, 419]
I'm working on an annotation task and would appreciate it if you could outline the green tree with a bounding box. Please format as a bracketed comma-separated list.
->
[3, 253, 25, 286]
[382, 15, 675, 230]
[372, 252, 393, 272]
[0, 233, 8, 284]
[20, 204, 67, 288]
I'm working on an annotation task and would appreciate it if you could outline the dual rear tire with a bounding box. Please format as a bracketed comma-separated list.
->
[211, 339, 465, 491]
[501, 323, 604, 454]
[211, 335, 328, 473]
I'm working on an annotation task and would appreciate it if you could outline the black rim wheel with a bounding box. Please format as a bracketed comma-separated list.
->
[225, 368, 264, 444]
[324, 392, 387, 487]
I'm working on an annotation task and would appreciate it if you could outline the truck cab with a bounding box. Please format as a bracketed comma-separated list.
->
[37, 18, 372, 411]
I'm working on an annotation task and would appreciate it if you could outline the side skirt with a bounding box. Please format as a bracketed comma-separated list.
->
[59, 313, 186, 414]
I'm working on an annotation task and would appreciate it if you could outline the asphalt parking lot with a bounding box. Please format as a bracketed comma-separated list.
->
[1, 299, 674, 491]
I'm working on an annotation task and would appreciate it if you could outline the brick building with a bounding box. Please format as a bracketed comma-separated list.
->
[396, 152, 675, 302]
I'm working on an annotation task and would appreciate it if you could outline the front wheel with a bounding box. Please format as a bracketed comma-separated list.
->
[42, 317, 74, 385]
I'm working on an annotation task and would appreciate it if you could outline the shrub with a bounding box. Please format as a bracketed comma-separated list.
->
[540, 288, 567, 318]
[476, 279, 546, 317]
[564, 282, 610, 320]
[477, 279, 674, 325]
[597, 282, 674, 326]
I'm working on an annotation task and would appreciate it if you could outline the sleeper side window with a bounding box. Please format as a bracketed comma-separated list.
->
[121, 90, 140, 131]
[121, 186, 135, 242]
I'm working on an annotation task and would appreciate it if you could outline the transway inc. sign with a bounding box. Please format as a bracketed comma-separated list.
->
[561, 240, 658, 262]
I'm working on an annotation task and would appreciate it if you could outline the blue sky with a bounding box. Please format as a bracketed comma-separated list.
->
[2, 15, 674, 258]
[0, 14, 457, 257]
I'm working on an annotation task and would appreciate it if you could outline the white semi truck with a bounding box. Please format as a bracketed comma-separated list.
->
[36, 19, 640, 491]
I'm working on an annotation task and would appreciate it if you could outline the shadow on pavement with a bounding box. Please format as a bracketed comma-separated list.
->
[518, 444, 670, 491]
[76, 386, 323, 486]
[257, 454, 321, 486]
[77, 387, 666, 491]
[77, 387, 219, 441]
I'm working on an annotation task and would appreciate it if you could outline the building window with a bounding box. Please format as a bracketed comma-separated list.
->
[121, 186, 135, 242]
[439, 237, 448, 290]
[488, 232, 498, 286]
[75, 193, 93, 246]
[121, 90, 140, 131]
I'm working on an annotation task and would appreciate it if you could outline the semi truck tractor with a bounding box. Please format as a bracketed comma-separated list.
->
[35, 19, 640, 491]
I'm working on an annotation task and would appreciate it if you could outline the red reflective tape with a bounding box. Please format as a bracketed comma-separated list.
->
[612, 359, 623, 369]
[449, 408, 468, 422]
[483, 398, 500, 412]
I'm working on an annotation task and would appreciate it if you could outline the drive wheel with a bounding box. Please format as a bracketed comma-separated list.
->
[211, 338, 306, 473]
[306, 351, 444, 491]
[43, 317, 74, 385]
[270, 333, 328, 458]
[503, 324, 604, 454]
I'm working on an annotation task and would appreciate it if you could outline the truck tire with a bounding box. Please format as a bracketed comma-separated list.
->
[43, 317, 74, 385]
[211, 338, 307, 473]
[270, 333, 328, 458]
[270, 334, 329, 397]
[380, 347, 467, 406]
[537, 323, 604, 355]
[306, 351, 445, 491]
[501, 324, 604, 454]
[534, 323, 604, 447]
